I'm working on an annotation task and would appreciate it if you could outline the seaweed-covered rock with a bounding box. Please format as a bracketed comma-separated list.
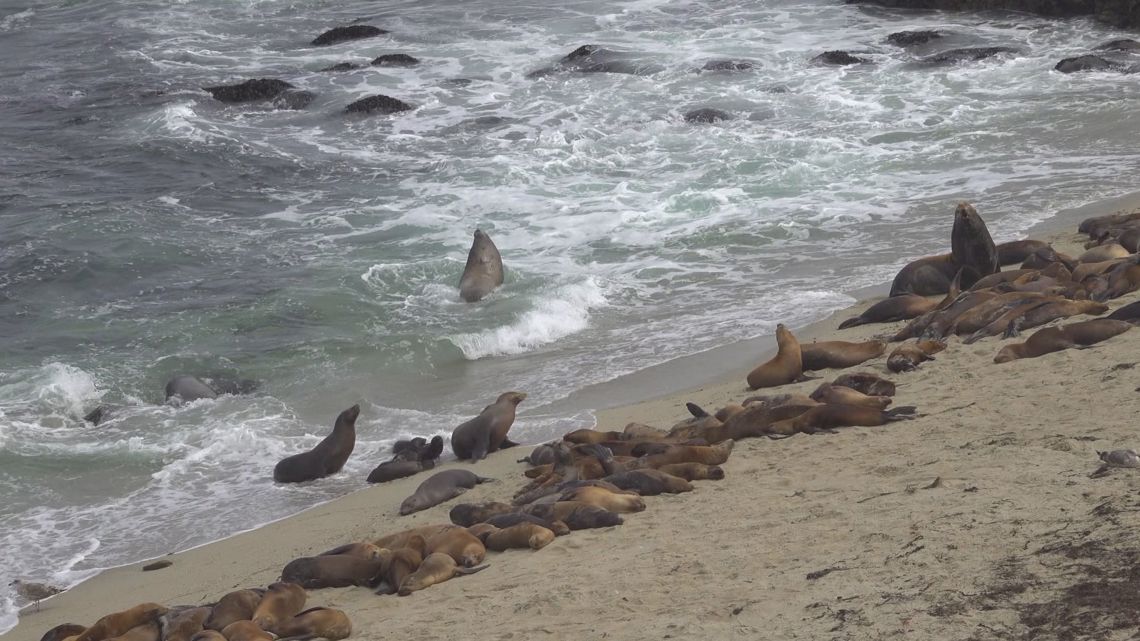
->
[203, 79, 294, 103]
[320, 62, 363, 72]
[701, 59, 756, 71]
[311, 25, 387, 46]
[812, 50, 870, 65]
[344, 94, 414, 115]
[371, 53, 421, 67]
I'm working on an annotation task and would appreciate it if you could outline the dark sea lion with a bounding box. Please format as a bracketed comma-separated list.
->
[518, 442, 559, 465]
[918, 290, 1001, 339]
[684, 108, 732, 123]
[482, 523, 556, 551]
[400, 469, 493, 515]
[273, 404, 358, 483]
[994, 319, 1133, 363]
[269, 607, 351, 641]
[451, 391, 526, 460]
[219, 621, 272, 641]
[449, 501, 514, 526]
[889, 253, 958, 296]
[950, 202, 999, 284]
[970, 269, 1035, 291]
[376, 544, 424, 595]
[75, 605, 169, 641]
[426, 528, 486, 567]
[526, 44, 662, 78]
[604, 469, 693, 495]
[837, 294, 938, 329]
[887, 340, 945, 372]
[280, 554, 386, 589]
[203, 79, 293, 104]
[484, 513, 570, 535]
[1078, 243, 1130, 263]
[159, 607, 211, 641]
[164, 376, 217, 404]
[458, 229, 504, 302]
[985, 299, 1107, 340]
[812, 50, 869, 65]
[746, 323, 805, 389]
[397, 552, 488, 595]
[800, 339, 886, 370]
[523, 501, 623, 530]
[949, 292, 1048, 336]
[311, 25, 387, 46]
[1021, 246, 1076, 271]
[559, 486, 645, 513]
[886, 30, 942, 46]
[1079, 211, 1140, 236]
[810, 383, 892, 409]
[1092, 262, 1140, 301]
[83, 405, 114, 426]
[767, 404, 917, 436]
[250, 582, 306, 631]
[916, 47, 1018, 66]
[1107, 300, 1140, 323]
[996, 240, 1049, 266]
[392, 435, 444, 462]
[656, 462, 725, 481]
[40, 624, 86, 641]
[343, 94, 414, 115]
[205, 589, 263, 631]
[367, 459, 435, 484]
[830, 372, 896, 397]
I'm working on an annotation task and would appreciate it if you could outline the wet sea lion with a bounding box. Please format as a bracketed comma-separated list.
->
[164, 376, 217, 404]
[994, 319, 1133, 363]
[273, 405, 359, 483]
[400, 469, 493, 515]
[656, 462, 724, 481]
[397, 553, 488, 595]
[523, 501, 624, 530]
[250, 582, 306, 630]
[809, 383, 892, 409]
[449, 501, 514, 526]
[604, 469, 694, 494]
[950, 202, 998, 285]
[218, 621, 272, 641]
[996, 240, 1050, 266]
[887, 340, 945, 372]
[458, 229, 504, 302]
[800, 339, 886, 370]
[482, 523, 556, 551]
[367, 458, 436, 484]
[40, 624, 87, 641]
[391, 435, 444, 462]
[426, 528, 486, 567]
[205, 589, 264, 631]
[768, 404, 918, 436]
[451, 392, 527, 460]
[837, 294, 939, 329]
[281, 554, 386, 589]
[746, 323, 805, 389]
[889, 253, 958, 297]
[160, 607, 211, 641]
[75, 604, 169, 641]
[559, 485, 646, 512]
[269, 607, 351, 641]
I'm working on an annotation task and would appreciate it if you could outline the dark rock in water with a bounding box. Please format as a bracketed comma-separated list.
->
[344, 94, 414, 115]
[701, 59, 756, 71]
[918, 46, 1018, 65]
[812, 50, 869, 65]
[320, 62, 363, 72]
[271, 90, 316, 110]
[1096, 38, 1140, 51]
[1055, 54, 1121, 73]
[886, 30, 943, 46]
[311, 25, 387, 46]
[83, 406, 112, 426]
[845, 0, 1140, 30]
[442, 78, 473, 87]
[371, 53, 420, 67]
[209, 378, 260, 395]
[526, 44, 663, 78]
[203, 79, 294, 103]
[684, 108, 732, 123]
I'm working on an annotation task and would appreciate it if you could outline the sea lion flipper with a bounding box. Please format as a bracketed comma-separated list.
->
[456, 564, 490, 576]
[685, 402, 709, 418]
[837, 316, 864, 330]
[793, 373, 820, 383]
[498, 438, 520, 449]
[476, 476, 495, 484]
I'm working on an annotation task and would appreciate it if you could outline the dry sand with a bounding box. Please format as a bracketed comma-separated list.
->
[8, 199, 1140, 641]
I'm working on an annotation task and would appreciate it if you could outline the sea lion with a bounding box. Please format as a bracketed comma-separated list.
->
[458, 229, 504, 302]
[889, 253, 958, 297]
[449, 501, 514, 526]
[218, 621, 272, 641]
[994, 319, 1133, 363]
[319, 542, 386, 559]
[269, 607, 351, 641]
[376, 543, 424, 595]
[837, 294, 939, 329]
[1091, 262, 1140, 301]
[562, 429, 627, 445]
[104, 621, 159, 641]
[1021, 246, 1077, 271]
[632, 440, 734, 468]
[75, 604, 169, 641]
[189, 632, 226, 641]
[656, 462, 725, 481]
[522, 501, 624, 529]
[624, 423, 668, 439]
[559, 486, 646, 513]
[250, 582, 306, 631]
[767, 404, 918, 436]
[949, 202, 999, 285]
[367, 459, 436, 484]
[1080, 211, 1140, 237]
[809, 383, 892, 409]
[40, 624, 86, 641]
[280, 554, 386, 589]
[604, 469, 694, 494]
[518, 442, 560, 465]
[466, 523, 498, 538]
[273, 404, 359, 483]
[1107, 299, 1140, 323]
[205, 589, 263, 631]
[746, 323, 805, 389]
[484, 513, 571, 535]
[886, 340, 945, 372]
[164, 376, 217, 404]
[800, 339, 886, 371]
[399, 469, 493, 515]
[996, 240, 1050, 266]
[160, 607, 211, 641]
[824, 371, 899, 397]
[481, 523, 556, 551]
[374, 525, 457, 549]
[397, 553, 488, 595]
[1078, 243, 1130, 263]
[426, 528, 486, 567]
[392, 435, 444, 462]
[451, 392, 527, 461]
[983, 299, 1108, 340]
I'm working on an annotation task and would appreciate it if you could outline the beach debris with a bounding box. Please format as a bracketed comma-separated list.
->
[142, 560, 173, 572]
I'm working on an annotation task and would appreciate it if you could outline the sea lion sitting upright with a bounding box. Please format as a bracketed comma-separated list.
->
[458, 229, 504, 302]
[273, 405, 359, 483]
[950, 201, 999, 287]
[746, 323, 805, 390]
[399, 469, 494, 515]
[451, 392, 527, 461]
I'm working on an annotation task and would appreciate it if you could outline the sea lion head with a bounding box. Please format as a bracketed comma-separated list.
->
[706, 465, 726, 480]
[337, 404, 361, 427]
[954, 201, 979, 222]
[993, 345, 1018, 364]
[497, 391, 527, 405]
[398, 495, 425, 516]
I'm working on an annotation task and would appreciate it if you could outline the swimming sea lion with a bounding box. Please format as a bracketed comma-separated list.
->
[160, 607, 211, 641]
[273, 404, 359, 483]
[426, 528, 486, 567]
[809, 383, 892, 409]
[886, 340, 945, 372]
[40, 624, 86, 641]
[219, 621, 272, 641]
[397, 553, 488, 595]
[994, 318, 1133, 363]
[604, 469, 694, 494]
[837, 294, 939, 329]
[449, 501, 514, 526]
[399, 469, 494, 515]
[269, 607, 351, 641]
[458, 229, 504, 302]
[996, 240, 1050, 266]
[451, 392, 527, 461]
[280, 554, 386, 589]
[164, 376, 217, 404]
[559, 486, 646, 513]
[75, 604, 169, 641]
[250, 582, 306, 631]
[800, 339, 886, 370]
[656, 462, 725, 481]
[746, 324, 804, 389]
[482, 523, 556, 551]
[205, 589, 264, 631]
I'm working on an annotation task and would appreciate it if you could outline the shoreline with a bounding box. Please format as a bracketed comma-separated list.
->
[7, 190, 1140, 641]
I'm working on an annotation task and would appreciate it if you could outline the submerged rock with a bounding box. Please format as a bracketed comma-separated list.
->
[684, 108, 732, 123]
[845, 0, 1140, 30]
[917, 46, 1018, 66]
[1096, 38, 1140, 51]
[344, 94, 414, 115]
[83, 405, 113, 426]
[320, 62, 363, 72]
[271, 90, 316, 110]
[886, 30, 943, 46]
[203, 79, 294, 103]
[311, 25, 387, 46]
[812, 50, 870, 65]
[371, 53, 420, 67]
[1054, 54, 1121, 73]
[700, 59, 756, 72]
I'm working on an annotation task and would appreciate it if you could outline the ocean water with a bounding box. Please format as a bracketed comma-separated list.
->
[3, 0, 1140, 631]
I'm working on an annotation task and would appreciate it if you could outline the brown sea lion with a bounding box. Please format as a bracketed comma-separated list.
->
[466, 523, 499, 539]
[219, 621, 272, 641]
[250, 582, 306, 631]
[376, 543, 425, 595]
[1078, 243, 1130, 263]
[1080, 211, 1140, 237]
[397, 553, 488, 595]
[800, 339, 887, 370]
[374, 525, 455, 550]
[269, 607, 351, 641]
[105, 621, 159, 641]
[831, 372, 896, 397]
[484, 513, 570, 535]
[562, 429, 626, 444]
[40, 624, 87, 641]
[273, 404, 359, 483]
[767, 404, 918, 436]
[426, 528, 486, 567]
[809, 383, 892, 409]
[716, 404, 812, 440]
[189, 632, 226, 641]
[482, 523, 556, 551]
[623, 423, 668, 439]
[75, 604, 169, 641]
[746, 323, 804, 390]
[559, 486, 646, 513]
[448, 501, 514, 526]
[889, 253, 958, 297]
[916, 290, 1001, 339]
[459, 229, 504, 302]
[400, 469, 493, 515]
[714, 404, 745, 421]
[451, 392, 526, 460]
[1092, 262, 1140, 301]
[996, 239, 1050, 265]
[1021, 246, 1077, 271]
[837, 294, 939, 329]
[976, 298, 1107, 341]
[633, 440, 734, 468]
[887, 340, 945, 372]
[280, 553, 386, 589]
[159, 607, 211, 641]
[205, 589, 264, 632]
[994, 319, 1133, 363]
[522, 501, 624, 530]
[656, 462, 725, 481]
[318, 541, 386, 559]
[604, 469, 694, 494]
[969, 269, 1035, 291]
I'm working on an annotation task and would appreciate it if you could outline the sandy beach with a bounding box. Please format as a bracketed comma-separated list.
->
[9, 194, 1140, 641]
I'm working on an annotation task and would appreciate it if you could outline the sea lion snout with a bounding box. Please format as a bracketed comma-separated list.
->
[345, 404, 361, 420]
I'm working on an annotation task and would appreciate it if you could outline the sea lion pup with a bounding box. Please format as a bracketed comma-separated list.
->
[657, 462, 725, 481]
[269, 607, 351, 641]
[518, 442, 560, 465]
[886, 339, 945, 373]
[273, 404, 359, 483]
[831, 372, 896, 397]
[205, 589, 264, 631]
[398, 552, 488, 596]
[837, 294, 939, 329]
[376, 539, 425, 595]
[993, 318, 1133, 363]
[604, 469, 694, 494]
[40, 624, 86, 641]
[484, 513, 570, 535]
[801, 339, 887, 370]
[366, 449, 440, 484]
[746, 323, 805, 390]
[250, 582, 306, 631]
[426, 527, 486, 567]
[559, 485, 646, 513]
[449, 501, 515, 526]
[809, 383, 892, 409]
[219, 621, 272, 641]
[1078, 243, 1130, 263]
[458, 229, 504, 302]
[481, 523, 556, 551]
[75, 604, 169, 641]
[767, 404, 918, 436]
[400, 469, 494, 515]
[160, 607, 211, 641]
[280, 553, 387, 589]
[451, 391, 527, 460]
[523, 501, 624, 530]
[996, 239, 1050, 266]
